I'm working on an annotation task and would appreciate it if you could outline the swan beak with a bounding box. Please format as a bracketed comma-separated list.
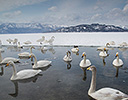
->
[104, 48, 106, 51]
[87, 67, 90, 70]
[115, 54, 118, 58]
[81, 54, 84, 58]
[5, 63, 9, 67]
[29, 55, 32, 58]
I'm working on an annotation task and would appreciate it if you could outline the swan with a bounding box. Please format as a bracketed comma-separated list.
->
[29, 53, 52, 69]
[23, 41, 32, 45]
[36, 36, 45, 44]
[13, 38, 18, 45]
[112, 52, 123, 67]
[0, 50, 19, 64]
[87, 65, 128, 100]
[119, 42, 128, 47]
[63, 51, 72, 62]
[18, 46, 35, 57]
[45, 36, 55, 45]
[79, 52, 91, 68]
[5, 61, 42, 80]
[6, 38, 13, 44]
[97, 43, 109, 51]
[71, 46, 79, 53]
[99, 48, 108, 57]
[17, 42, 23, 48]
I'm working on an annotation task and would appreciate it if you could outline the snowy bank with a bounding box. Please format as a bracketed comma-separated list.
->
[0, 32, 128, 47]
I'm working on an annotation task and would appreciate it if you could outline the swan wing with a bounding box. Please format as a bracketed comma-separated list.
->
[112, 59, 123, 66]
[11, 69, 42, 80]
[90, 88, 128, 100]
[80, 59, 91, 68]
[36, 60, 52, 68]
[18, 52, 30, 57]
[63, 55, 72, 62]
[1, 57, 19, 64]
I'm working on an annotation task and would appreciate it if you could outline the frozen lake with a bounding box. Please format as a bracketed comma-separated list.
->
[0, 46, 128, 100]
[0, 32, 128, 46]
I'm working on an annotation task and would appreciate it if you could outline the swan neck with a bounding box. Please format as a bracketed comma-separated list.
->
[84, 56, 86, 63]
[30, 48, 33, 53]
[12, 63, 17, 76]
[0, 51, 2, 62]
[88, 69, 96, 94]
[117, 56, 119, 63]
[33, 55, 38, 67]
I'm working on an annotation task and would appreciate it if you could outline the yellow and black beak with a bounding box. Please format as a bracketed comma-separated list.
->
[5, 63, 9, 67]
[87, 67, 91, 70]
[115, 53, 118, 58]
[81, 54, 84, 58]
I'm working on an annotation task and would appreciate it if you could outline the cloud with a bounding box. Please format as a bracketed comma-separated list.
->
[2, 10, 22, 18]
[123, 4, 128, 13]
[0, 0, 47, 11]
[48, 6, 57, 11]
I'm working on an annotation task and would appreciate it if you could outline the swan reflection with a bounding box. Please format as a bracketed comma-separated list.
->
[9, 74, 42, 97]
[0, 67, 4, 76]
[113, 65, 123, 77]
[81, 68, 87, 81]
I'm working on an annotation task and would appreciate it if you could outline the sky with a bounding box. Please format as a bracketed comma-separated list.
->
[0, 0, 128, 26]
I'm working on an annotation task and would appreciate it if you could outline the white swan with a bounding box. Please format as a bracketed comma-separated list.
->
[18, 46, 35, 57]
[0, 51, 19, 64]
[99, 48, 108, 57]
[36, 36, 45, 44]
[71, 46, 79, 53]
[63, 51, 72, 62]
[97, 43, 109, 51]
[79, 52, 91, 68]
[45, 36, 55, 45]
[112, 52, 123, 66]
[5, 61, 42, 80]
[23, 41, 32, 45]
[17, 42, 23, 48]
[29, 53, 52, 69]
[87, 65, 128, 100]
[6, 38, 13, 44]
[119, 42, 128, 47]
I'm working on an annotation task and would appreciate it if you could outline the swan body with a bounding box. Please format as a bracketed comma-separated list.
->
[30, 53, 52, 69]
[18, 46, 35, 57]
[36, 36, 45, 44]
[0, 51, 19, 64]
[17, 42, 23, 48]
[87, 66, 128, 100]
[6, 61, 42, 80]
[71, 47, 79, 53]
[99, 48, 108, 57]
[23, 41, 32, 45]
[63, 51, 72, 62]
[112, 52, 123, 66]
[79, 52, 91, 68]
[45, 36, 55, 45]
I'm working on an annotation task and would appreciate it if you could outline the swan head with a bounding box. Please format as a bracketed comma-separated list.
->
[104, 48, 107, 51]
[82, 52, 86, 58]
[87, 65, 96, 72]
[5, 61, 14, 67]
[115, 52, 119, 57]
[68, 51, 71, 55]
[29, 53, 35, 58]
[31, 46, 35, 49]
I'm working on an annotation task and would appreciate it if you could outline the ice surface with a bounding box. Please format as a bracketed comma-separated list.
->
[0, 32, 128, 47]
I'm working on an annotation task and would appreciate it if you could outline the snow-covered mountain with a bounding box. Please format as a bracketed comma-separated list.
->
[0, 23, 128, 34]
[55, 23, 128, 32]
[0, 23, 61, 34]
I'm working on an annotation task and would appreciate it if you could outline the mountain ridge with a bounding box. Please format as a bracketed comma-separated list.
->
[0, 23, 128, 34]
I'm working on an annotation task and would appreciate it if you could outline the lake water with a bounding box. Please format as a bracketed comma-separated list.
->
[0, 46, 128, 100]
